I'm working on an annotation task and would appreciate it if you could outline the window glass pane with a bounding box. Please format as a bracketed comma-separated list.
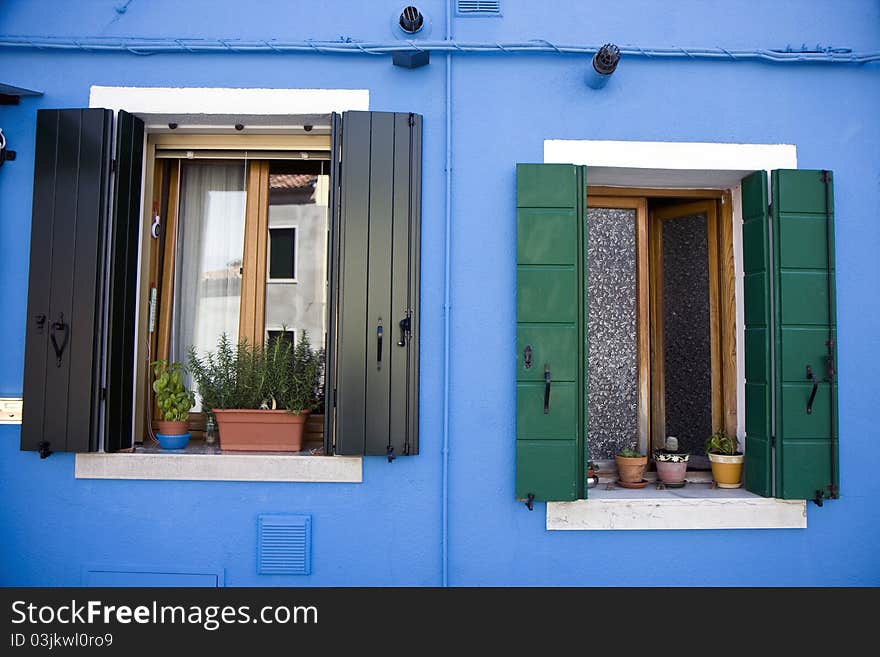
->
[661, 212, 713, 454]
[587, 208, 639, 459]
[171, 162, 247, 389]
[265, 161, 328, 347]
[268, 227, 296, 280]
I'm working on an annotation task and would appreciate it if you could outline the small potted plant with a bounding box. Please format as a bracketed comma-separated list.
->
[706, 429, 743, 488]
[654, 436, 689, 487]
[615, 445, 648, 488]
[152, 360, 195, 449]
[188, 330, 321, 452]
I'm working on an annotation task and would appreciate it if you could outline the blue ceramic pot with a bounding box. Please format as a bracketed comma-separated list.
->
[156, 432, 190, 450]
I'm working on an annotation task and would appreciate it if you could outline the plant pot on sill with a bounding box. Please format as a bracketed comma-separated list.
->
[212, 409, 309, 452]
[708, 452, 744, 488]
[155, 420, 188, 436]
[615, 454, 648, 484]
[655, 452, 690, 485]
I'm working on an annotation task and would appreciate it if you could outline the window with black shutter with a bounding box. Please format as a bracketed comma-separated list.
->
[21, 109, 421, 460]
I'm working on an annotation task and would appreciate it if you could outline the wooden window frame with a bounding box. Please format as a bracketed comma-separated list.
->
[586, 196, 651, 454]
[586, 187, 737, 459]
[138, 135, 328, 441]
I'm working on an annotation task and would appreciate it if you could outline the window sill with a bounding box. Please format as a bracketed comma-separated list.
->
[74, 448, 362, 483]
[546, 481, 806, 530]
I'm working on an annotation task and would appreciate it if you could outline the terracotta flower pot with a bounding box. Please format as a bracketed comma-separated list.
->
[155, 420, 189, 436]
[708, 452, 744, 488]
[615, 455, 648, 483]
[213, 409, 309, 452]
[656, 459, 688, 484]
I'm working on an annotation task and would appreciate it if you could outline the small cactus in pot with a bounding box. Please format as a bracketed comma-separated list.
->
[654, 436, 689, 486]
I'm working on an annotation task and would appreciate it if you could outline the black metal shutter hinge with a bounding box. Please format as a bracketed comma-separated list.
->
[408, 112, 415, 127]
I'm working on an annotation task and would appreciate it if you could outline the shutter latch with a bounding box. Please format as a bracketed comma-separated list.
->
[38, 441, 52, 459]
[806, 365, 818, 415]
[386, 445, 396, 463]
[524, 493, 535, 511]
[397, 311, 412, 347]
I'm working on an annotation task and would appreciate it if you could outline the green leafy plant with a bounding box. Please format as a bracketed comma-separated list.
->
[188, 330, 323, 414]
[151, 360, 195, 421]
[705, 429, 739, 456]
[617, 446, 644, 458]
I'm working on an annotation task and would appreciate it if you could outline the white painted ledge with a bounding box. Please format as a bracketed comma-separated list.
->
[75, 453, 362, 483]
[547, 488, 806, 530]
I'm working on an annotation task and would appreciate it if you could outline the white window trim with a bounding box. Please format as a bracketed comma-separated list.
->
[543, 138, 806, 529]
[267, 223, 298, 282]
[78, 86, 368, 482]
[76, 452, 362, 483]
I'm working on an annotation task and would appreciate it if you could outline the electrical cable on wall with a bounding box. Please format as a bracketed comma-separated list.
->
[0, 36, 878, 64]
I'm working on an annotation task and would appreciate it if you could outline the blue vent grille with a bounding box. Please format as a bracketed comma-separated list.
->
[258, 514, 311, 575]
[457, 1, 501, 15]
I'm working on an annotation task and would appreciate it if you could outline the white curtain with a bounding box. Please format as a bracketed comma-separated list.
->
[171, 162, 247, 378]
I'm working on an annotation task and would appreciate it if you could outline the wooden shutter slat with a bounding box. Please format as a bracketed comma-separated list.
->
[515, 163, 586, 502]
[105, 110, 144, 452]
[364, 113, 395, 455]
[742, 170, 773, 496]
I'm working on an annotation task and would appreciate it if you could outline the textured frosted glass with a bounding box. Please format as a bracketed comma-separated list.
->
[586, 208, 639, 459]
[662, 212, 713, 454]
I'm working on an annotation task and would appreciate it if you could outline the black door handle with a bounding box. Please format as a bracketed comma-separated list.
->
[544, 364, 551, 414]
[376, 319, 383, 368]
[50, 313, 69, 367]
[806, 365, 818, 415]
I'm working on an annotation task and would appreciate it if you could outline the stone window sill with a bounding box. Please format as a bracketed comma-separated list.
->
[74, 443, 362, 483]
[546, 476, 806, 530]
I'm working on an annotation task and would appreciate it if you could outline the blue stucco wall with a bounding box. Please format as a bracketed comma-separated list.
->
[1, 1, 878, 586]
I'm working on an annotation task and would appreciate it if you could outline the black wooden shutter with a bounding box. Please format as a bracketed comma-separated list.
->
[21, 108, 144, 455]
[105, 110, 145, 452]
[21, 109, 113, 455]
[326, 111, 422, 457]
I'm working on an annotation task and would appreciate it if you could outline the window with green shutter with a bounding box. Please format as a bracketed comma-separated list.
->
[516, 163, 839, 508]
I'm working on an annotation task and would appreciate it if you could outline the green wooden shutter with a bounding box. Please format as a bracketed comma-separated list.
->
[743, 169, 839, 502]
[21, 108, 113, 455]
[327, 111, 421, 457]
[742, 171, 773, 496]
[772, 169, 838, 501]
[515, 164, 586, 503]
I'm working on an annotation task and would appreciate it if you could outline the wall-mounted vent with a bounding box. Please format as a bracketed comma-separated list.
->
[399, 6, 425, 33]
[457, 1, 502, 15]
[258, 514, 311, 575]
